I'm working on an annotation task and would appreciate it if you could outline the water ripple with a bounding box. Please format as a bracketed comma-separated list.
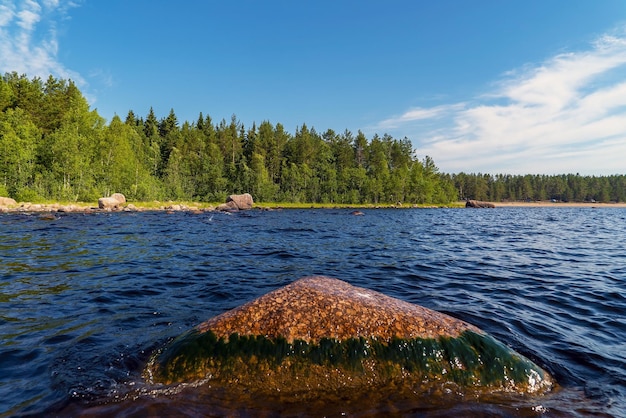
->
[0, 208, 625, 416]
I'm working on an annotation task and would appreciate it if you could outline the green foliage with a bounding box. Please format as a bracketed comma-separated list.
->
[0, 107, 40, 196]
[452, 172, 626, 203]
[14, 187, 44, 203]
[1, 72, 458, 205]
[8, 72, 620, 206]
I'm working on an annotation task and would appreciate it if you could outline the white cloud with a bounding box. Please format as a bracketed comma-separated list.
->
[376, 103, 466, 130]
[0, 2, 14, 23]
[0, 0, 84, 85]
[375, 27, 626, 175]
[17, 1, 41, 31]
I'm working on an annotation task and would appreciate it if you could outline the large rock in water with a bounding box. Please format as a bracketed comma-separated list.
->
[145, 276, 554, 397]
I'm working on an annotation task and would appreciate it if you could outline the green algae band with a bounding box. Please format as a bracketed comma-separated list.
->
[144, 276, 554, 395]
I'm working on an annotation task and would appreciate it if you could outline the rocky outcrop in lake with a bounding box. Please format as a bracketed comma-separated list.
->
[145, 276, 554, 398]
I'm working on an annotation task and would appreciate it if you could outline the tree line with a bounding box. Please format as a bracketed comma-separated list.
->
[449, 172, 626, 203]
[1, 73, 624, 205]
[0, 73, 456, 204]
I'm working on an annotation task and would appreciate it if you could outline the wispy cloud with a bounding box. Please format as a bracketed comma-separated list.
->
[0, 0, 84, 85]
[375, 103, 466, 130]
[374, 27, 626, 175]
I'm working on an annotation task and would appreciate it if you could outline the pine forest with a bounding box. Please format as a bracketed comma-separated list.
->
[1, 73, 624, 205]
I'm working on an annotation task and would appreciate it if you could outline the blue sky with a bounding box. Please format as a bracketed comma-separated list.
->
[1, 0, 626, 175]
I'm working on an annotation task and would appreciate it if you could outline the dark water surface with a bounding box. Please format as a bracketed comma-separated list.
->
[1, 208, 624, 417]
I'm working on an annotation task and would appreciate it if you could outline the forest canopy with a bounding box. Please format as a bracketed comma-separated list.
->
[0, 73, 624, 204]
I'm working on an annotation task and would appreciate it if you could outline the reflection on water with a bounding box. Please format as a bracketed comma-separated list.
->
[0, 208, 625, 417]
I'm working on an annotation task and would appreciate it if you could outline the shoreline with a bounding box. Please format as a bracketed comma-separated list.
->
[494, 201, 626, 208]
[0, 201, 214, 214]
[0, 202, 455, 213]
[1, 200, 626, 213]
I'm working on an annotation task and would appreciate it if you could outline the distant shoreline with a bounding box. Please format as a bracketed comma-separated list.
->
[495, 201, 626, 208]
[1, 200, 626, 213]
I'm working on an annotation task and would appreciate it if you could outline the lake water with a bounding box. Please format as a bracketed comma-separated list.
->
[1, 208, 624, 417]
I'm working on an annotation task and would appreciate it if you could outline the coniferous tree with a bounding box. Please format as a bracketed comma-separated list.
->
[143, 107, 161, 177]
[11, 72, 624, 206]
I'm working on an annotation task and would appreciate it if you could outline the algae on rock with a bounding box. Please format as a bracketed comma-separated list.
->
[145, 276, 555, 397]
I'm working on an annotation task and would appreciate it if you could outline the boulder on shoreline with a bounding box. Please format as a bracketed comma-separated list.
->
[0, 196, 17, 207]
[466, 200, 496, 208]
[145, 276, 554, 398]
[216, 193, 254, 211]
[98, 193, 126, 210]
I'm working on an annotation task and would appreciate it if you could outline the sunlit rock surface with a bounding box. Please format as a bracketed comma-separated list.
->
[145, 276, 554, 397]
[216, 193, 254, 211]
[98, 193, 126, 210]
[0, 196, 17, 207]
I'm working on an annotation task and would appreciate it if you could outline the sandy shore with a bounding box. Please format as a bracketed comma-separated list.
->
[493, 201, 626, 208]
